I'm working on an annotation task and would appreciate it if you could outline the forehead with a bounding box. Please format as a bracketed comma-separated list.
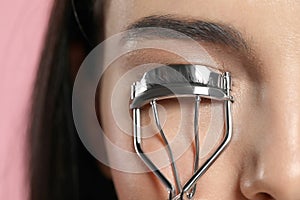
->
[104, 0, 300, 35]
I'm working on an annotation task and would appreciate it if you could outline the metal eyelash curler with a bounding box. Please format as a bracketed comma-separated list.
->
[130, 64, 233, 200]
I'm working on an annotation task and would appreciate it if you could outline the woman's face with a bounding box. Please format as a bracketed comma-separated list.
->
[99, 1, 300, 199]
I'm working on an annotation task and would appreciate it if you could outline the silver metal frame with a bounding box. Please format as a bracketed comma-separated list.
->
[130, 64, 233, 200]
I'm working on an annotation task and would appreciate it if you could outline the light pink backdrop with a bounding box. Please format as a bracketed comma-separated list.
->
[0, 1, 53, 199]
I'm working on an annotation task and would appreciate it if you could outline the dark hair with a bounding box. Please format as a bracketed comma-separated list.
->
[28, 0, 117, 199]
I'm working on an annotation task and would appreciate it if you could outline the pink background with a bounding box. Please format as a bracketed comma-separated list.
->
[0, 1, 53, 199]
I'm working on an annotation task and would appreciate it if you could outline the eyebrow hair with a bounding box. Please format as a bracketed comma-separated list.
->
[126, 15, 249, 51]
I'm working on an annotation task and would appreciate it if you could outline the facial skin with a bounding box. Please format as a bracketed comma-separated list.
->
[99, 1, 300, 199]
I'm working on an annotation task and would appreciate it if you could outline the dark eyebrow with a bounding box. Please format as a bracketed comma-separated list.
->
[125, 15, 249, 51]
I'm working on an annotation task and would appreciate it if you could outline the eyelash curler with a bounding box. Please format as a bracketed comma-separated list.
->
[130, 64, 233, 200]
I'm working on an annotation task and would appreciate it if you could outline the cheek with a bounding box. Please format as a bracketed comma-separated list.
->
[110, 170, 167, 200]
[99, 67, 133, 151]
[99, 77, 169, 199]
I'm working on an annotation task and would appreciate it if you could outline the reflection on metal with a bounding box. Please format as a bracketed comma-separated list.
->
[130, 64, 233, 199]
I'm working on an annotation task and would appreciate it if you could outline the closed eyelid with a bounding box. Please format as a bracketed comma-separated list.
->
[123, 48, 226, 74]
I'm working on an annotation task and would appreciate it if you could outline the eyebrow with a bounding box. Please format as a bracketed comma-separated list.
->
[125, 15, 249, 51]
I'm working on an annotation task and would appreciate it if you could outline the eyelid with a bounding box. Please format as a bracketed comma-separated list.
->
[123, 48, 225, 75]
[123, 37, 221, 61]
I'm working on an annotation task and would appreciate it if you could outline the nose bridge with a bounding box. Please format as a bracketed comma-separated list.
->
[266, 53, 300, 127]
[255, 58, 300, 198]
[268, 61, 300, 130]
